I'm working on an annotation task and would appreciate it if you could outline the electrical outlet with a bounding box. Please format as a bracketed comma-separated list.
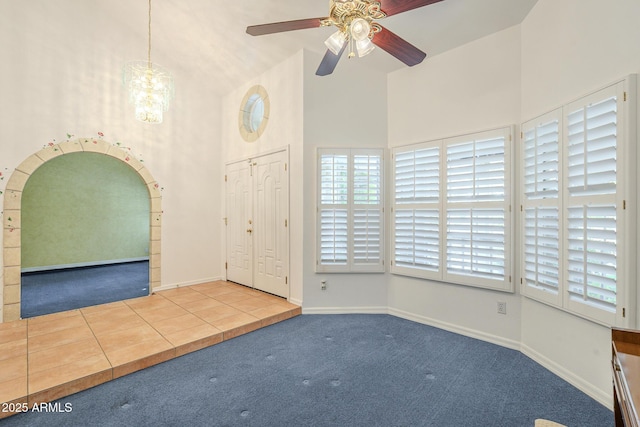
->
[321, 280, 327, 291]
[497, 301, 507, 315]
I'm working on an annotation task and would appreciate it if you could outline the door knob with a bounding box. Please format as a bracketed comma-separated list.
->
[247, 229, 253, 234]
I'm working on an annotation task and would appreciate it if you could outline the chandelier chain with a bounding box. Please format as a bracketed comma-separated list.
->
[147, 0, 152, 68]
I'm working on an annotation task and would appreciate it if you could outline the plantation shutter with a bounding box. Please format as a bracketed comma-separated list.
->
[352, 153, 383, 269]
[444, 132, 509, 288]
[394, 209, 439, 271]
[392, 145, 440, 275]
[391, 127, 512, 290]
[395, 148, 439, 203]
[567, 205, 617, 311]
[567, 96, 617, 196]
[447, 137, 505, 203]
[523, 119, 559, 199]
[317, 149, 384, 273]
[520, 78, 632, 326]
[524, 207, 559, 293]
[521, 112, 562, 304]
[319, 153, 348, 266]
[446, 208, 505, 280]
[564, 88, 620, 316]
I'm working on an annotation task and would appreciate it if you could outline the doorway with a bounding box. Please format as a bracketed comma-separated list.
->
[1, 138, 162, 322]
[225, 149, 289, 298]
[20, 151, 150, 317]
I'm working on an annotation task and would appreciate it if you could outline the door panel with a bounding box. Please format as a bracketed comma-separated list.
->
[225, 161, 252, 286]
[225, 150, 289, 298]
[254, 152, 289, 298]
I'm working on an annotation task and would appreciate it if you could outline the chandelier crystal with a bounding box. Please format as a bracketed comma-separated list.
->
[123, 0, 174, 124]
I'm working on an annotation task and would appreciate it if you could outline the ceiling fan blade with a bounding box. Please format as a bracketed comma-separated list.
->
[372, 26, 427, 67]
[379, 0, 444, 17]
[316, 42, 348, 76]
[246, 18, 326, 36]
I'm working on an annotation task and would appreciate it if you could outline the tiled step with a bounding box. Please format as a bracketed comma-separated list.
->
[0, 281, 300, 419]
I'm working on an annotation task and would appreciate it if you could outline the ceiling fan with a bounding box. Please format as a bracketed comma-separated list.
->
[246, 0, 445, 76]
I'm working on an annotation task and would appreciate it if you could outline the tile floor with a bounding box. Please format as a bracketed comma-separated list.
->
[0, 281, 301, 419]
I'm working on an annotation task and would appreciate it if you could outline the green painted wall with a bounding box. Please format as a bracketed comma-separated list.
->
[21, 152, 150, 269]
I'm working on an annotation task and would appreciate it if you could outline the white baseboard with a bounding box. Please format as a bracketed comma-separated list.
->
[301, 307, 611, 410]
[387, 307, 521, 351]
[288, 297, 303, 306]
[520, 343, 611, 409]
[152, 276, 224, 293]
[302, 306, 388, 315]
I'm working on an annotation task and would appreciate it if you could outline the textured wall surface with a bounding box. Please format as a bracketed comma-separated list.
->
[21, 152, 149, 269]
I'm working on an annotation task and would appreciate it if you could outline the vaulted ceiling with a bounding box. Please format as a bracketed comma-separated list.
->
[158, 0, 539, 95]
[31, 0, 539, 97]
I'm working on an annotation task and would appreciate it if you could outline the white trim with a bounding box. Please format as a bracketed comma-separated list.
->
[300, 306, 611, 408]
[391, 126, 514, 292]
[316, 148, 385, 273]
[520, 343, 611, 409]
[225, 145, 289, 167]
[302, 306, 388, 315]
[520, 75, 636, 327]
[224, 146, 291, 299]
[303, 306, 522, 351]
[388, 306, 520, 350]
[21, 257, 150, 273]
[288, 297, 303, 306]
[152, 276, 224, 293]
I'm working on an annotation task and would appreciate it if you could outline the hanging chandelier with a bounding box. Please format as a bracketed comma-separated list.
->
[123, 0, 174, 124]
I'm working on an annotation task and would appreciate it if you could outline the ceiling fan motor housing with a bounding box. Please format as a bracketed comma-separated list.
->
[323, 0, 386, 38]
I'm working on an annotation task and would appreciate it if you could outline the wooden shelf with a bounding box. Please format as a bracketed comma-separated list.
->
[612, 328, 640, 427]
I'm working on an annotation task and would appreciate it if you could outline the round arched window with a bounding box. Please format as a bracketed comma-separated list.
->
[239, 85, 270, 142]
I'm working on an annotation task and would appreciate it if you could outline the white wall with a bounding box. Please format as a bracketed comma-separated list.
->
[387, 26, 523, 349]
[220, 51, 305, 305]
[521, 0, 640, 120]
[386, 0, 640, 407]
[4, 0, 638, 409]
[519, 0, 640, 406]
[219, 48, 388, 310]
[302, 50, 389, 312]
[0, 0, 223, 318]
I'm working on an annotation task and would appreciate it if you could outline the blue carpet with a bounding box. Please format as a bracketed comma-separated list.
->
[20, 261, 149, 318]
[0, 314, 612, 426]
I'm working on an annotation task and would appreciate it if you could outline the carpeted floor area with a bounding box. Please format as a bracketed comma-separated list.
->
[0, 314, 613, 427]
[20, 261, 149, 318]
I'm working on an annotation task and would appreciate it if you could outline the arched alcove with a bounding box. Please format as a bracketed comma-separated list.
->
[2, 138, 162, 322]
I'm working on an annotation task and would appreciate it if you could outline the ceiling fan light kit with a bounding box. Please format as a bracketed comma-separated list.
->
[247, 0, 444, 76]
[324, 30, 347, 55]
[355, 37, 375, 58]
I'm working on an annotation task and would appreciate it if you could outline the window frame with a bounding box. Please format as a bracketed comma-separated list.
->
[391, 139, 442, 280]
[391, 126, 514, 292]
[521, 108, 563, 308]
[316, 148, 385, 273]
[520, 75, 636, 327]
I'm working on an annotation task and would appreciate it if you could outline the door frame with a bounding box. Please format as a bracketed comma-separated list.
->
[224, 146, 290, 298]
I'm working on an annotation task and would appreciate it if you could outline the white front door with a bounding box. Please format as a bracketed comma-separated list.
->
[225, 160, 252, 286]
[225, 149, 289, 298]
[254, 151, 289, 298]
